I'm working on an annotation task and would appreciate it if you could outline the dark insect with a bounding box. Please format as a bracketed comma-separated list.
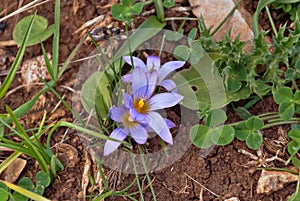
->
[89, 27, 124, 41]
[0, 22, 6, 33]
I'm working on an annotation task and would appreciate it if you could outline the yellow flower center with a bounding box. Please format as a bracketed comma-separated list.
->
[133, 98, 149, 114]
[122, 113, 138, 128]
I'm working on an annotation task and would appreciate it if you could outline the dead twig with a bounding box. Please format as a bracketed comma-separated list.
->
[184, 173, 222, 198]
[0, 0, 52, 23]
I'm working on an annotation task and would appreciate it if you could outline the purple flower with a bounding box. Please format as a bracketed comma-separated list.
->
[104, 104, 176, 156]
[124, 68, 183, 145]
[104, 104, 148, 156]
[122, 55, 185, 91]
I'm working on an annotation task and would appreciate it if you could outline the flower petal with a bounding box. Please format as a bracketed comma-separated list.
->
[104, 128, 128, 156]
[165, 118, 176, 128]
[123, 93, 132, 108]
[110, 105, 128, 122]
[146, 112, 173, 144]
[123, 56, 146, 70]
[149, 92, 183, 111]
[159, 61, 185, 81]
[130, 107, 147, 122]
[132, 68, 148, 99]
[147, 55, 160, 71]
[144, 70, 158, 99]
[143, 118, 175, 132]
[122, 74, 132, 83]
[159, 79, 178, 92]
[129, 124, 148, 144]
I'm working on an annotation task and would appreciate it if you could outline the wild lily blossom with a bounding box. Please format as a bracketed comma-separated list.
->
[103, 104, 176, 156]
[122, 55, 185, 91]
[103, 104, 148, 156]
[104, 63, 183, 156]
[124, 68, 183, 144]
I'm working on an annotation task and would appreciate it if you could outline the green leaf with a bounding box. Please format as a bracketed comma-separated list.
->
[245, 117, 264, 130]
[252, 0, 277, 36]
[164, 29, 183, 41]
[288, 129, 300, 145]
[0, 182, 9, 201]
[36, 171, 51, 187]
[246, 132, 263, 150]
[189, 125, 213, 148]
[210, 125, 235, 146]
[173, 54, 226, 110]
[294, 90, 300, 104]
[13, 15, 54, 46]
[205, 109, 227, 127]
[227, 78, 242, 92]
[111, 2, 143, 21]
[279, 101, 295, 120]
[121, 0, 134, 6]
[12, 192, 29, 201]
[18, 178, 34, 191]
[226, 87, 252, 103]
[1, 180, 50, 201]
[288, 191, 300, 201]
[188, 28, 197, 46]
[34, 185, 45, 196]
[288, 141, 300, 156]
[189, 42, 203, 65]
[81, 72, 111, 120]
[235, 122, 251, 141]
[173, 45, 190, 61]
[273, 87, 293, 104]
[234, 107, 252, 120]
[292, 157, 300, 170]
[163, 0, 175, 8]
[285, 68, 296, 80]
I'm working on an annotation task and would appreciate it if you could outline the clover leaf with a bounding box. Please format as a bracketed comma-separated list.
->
[205, 109, 227, 127]
[190, 124, 212, 149]
[111, 0, 143, 22]
[164, 29, 184, 41]
[174, 43, 203, 65]
[210, 125, 235, 146]
[13, 15, 54, 47]
[163, 0, 175, 8]
[273, 87, 300, 120]
[234, 117, 264, 150]
[246, 132, 263, 150]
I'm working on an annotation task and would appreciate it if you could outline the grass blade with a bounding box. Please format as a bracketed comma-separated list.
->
[0, 12, 37, 100]
[52, 0, 60, 80]
[252, 0, 276, 37]
[0, 180, 51, 201]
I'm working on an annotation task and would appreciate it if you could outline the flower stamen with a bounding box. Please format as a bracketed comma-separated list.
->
[134, 98, 149, 114]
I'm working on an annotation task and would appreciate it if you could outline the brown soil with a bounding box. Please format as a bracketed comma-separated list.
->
[0, 0, 297, 201]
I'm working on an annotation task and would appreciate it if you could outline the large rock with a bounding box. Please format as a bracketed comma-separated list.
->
[189, 0, 254, 52]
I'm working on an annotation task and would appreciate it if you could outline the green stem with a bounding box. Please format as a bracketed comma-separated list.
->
[153, 0, 164, 22]
[211, 0, 242, 36]
[138, 145, 157, 201]
[257, 112, 279, 118]
[131, 151, 144, 201]
[265, 5, 278, 37]
[143, 0, 154, 6]
[263, 120, 300, 129]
